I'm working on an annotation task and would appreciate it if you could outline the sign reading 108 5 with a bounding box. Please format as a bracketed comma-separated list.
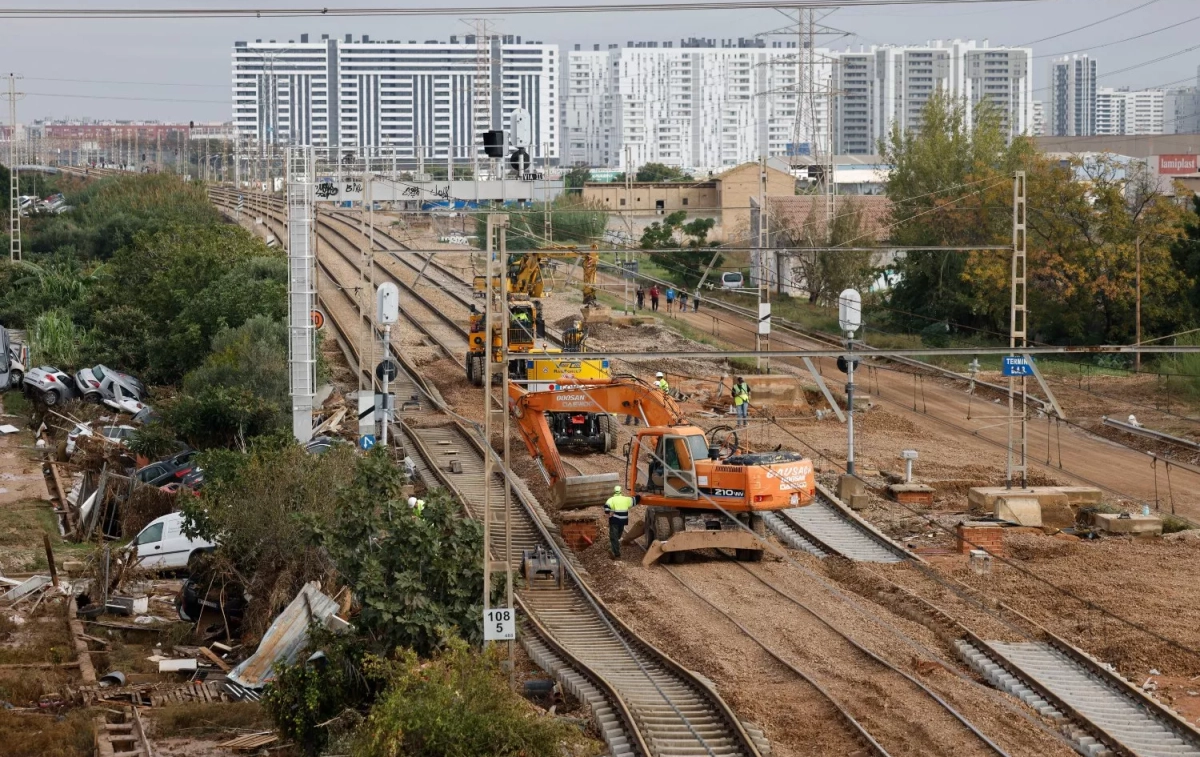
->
[484, 608, 516, 641]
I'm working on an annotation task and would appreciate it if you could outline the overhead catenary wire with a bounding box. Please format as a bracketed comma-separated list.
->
[0, 0, 1061, 19]
[1018, 0, 1161, 45]
[1033, 11, 1200, 59]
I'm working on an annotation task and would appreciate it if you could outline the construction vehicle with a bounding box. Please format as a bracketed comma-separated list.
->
[509, 377, 816, 565]
[473, 244, 600, 308]
[468, 255, 615, 451]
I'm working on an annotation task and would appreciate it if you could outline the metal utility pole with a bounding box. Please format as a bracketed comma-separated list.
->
[7, 73, 24, 263]
[755, 155, 771, 370]
[482, 213, 515, 684]
[286, 147, 317, 443]
[1135, 234, 1142, 371]
[1006, 171, 1028, 489]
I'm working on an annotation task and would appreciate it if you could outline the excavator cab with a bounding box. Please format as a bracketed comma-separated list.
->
[631, 430, 704, 500]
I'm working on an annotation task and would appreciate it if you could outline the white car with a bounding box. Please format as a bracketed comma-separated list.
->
[131, 513, 216, 571]
[66, 423, 137, 457]
[720, 271, 745, 290]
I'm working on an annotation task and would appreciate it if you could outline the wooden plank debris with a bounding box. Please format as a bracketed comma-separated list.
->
[217, 732, 279, 751]
[198, 646, 231, 672]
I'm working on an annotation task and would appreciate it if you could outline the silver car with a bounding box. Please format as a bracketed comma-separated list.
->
[75, 364, 146, 404]
[23, 366, 77, 406]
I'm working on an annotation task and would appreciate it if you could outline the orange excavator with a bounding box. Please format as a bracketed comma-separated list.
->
[508, 377, 817, 565]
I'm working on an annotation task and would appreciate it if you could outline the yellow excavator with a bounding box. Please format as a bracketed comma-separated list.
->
[473, 244, 600, 308]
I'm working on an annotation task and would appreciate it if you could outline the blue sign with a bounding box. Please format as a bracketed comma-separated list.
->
[1002, 356, 1032, 377]
[359, 434, 376, 451]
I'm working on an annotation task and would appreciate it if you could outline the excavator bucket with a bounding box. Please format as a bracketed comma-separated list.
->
[554, 473, 620, 510]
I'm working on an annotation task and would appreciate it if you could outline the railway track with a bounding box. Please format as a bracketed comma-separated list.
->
[665, 560, 1012, 757]
[958, 637, 1200, 757]
[868, 570, 1200, 757]
[207, 185, 768, 757]
[765, 487, 913, 564]
[210, 187, 471, 360]
[208, 186, 1200, 757]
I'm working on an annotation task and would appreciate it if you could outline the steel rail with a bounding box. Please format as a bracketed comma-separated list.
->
[726, 561, 1010, 756]
[207, 185, 762, 757]
[212, 187, 472, 358]
[768, 492, 916, 564]
[661, 565, 892, 756]
[871, 570, 1200, 757]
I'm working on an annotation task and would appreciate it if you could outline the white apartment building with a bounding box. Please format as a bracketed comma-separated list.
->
[1032, 100, 1046, 136]
[1049, 55, 1098, 136]
[232, 34, 559, 159]
[831, 40, 1032, 154]
[564, 38, 824, 172]
[1096, 87, 1165, 135]
[1165, 66, 1200, 135]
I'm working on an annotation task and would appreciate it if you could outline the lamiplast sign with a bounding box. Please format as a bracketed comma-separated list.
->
[1158, 154, 1199, 175]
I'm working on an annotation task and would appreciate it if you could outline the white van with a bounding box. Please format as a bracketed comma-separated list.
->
[720, 271, 744, 290]
[131, 513, 215, 571]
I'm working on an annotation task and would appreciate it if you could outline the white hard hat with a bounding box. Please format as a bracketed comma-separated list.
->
[655, 372, 664, 378]
[408, 496, 418, 507]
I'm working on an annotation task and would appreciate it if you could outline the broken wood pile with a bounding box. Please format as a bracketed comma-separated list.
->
[93, 707, 152, 757]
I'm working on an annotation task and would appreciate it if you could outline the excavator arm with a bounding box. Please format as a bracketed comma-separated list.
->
[509, 246, 599, 305]
[508, 377, 685, 508]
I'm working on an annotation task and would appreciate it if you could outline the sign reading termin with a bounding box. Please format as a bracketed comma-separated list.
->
[1159, 154, 1199, 175]
[1002, 356, 1032, 377]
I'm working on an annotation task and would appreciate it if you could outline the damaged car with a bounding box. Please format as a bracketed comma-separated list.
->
[75, 365, 153, 419]
[23, 366, 78, 406]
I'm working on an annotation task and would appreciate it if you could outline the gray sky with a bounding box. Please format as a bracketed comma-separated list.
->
[2, 0, 1198, 123]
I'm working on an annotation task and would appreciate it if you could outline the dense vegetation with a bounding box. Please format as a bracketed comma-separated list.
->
[0, 172, 289, 445]
[880, 92, 1198, 349]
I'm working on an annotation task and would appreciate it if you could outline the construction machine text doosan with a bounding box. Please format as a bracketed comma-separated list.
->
[509, 377, 817, 565]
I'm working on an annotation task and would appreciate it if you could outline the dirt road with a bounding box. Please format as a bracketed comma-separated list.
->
[627, 292, 1200, 518]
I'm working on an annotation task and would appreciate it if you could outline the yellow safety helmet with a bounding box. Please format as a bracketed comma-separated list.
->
[613, 485, 622, 493]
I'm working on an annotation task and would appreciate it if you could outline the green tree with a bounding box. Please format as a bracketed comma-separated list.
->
[641, 211, 722, 288]
[180, 438, 358, 637]
[564, 164, 592, 191]
[89, 223, 284, 383]
[1171, 193, 1200, 314]
[781, 196, 877, 304]
[636, 162, 690, 182]
[162, 316, 290, 448]
[881, 91, 1028, 330]
[312, 449, 485, 656]
[351, 638, 579, 757]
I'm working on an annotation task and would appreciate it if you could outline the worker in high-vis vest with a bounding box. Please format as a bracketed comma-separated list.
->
[407, 496, 425, 517]
[654, 372, 670, 395]
[732, 376, 751, 428]
[604, 485, 635, 558]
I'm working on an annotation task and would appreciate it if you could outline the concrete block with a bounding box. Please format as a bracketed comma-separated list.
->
[994, 496, 1043, 527]
[837, 474, 868, 510]
[1092, 512, 1163, 536]
[1056, 486, 1103, 505]
[889, 483, 935, 506]
[742, 375, 811, 410]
